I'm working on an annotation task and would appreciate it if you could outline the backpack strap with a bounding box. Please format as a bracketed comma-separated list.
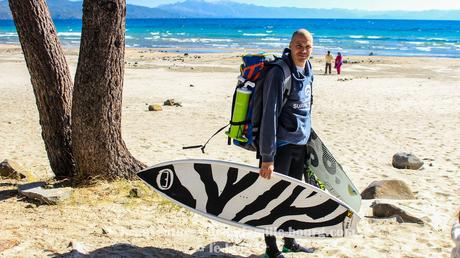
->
[272, 59, 292, 107]
[183, 122, 230, 153]
[307, 60, 314, 112]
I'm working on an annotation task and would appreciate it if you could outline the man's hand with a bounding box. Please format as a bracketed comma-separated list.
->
[260, 162, 274, 179]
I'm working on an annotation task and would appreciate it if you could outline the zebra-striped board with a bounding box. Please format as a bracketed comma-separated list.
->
[307, 129, 362, 212]
[137, 159, 360, 238]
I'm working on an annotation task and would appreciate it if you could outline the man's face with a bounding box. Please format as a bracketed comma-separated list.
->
[290, 33, 313, 66]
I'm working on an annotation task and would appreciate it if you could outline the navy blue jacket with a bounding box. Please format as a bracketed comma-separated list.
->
[259, 48, 314, 162]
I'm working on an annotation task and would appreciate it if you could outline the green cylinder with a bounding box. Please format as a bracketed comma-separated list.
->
[226, 87, 251, 142]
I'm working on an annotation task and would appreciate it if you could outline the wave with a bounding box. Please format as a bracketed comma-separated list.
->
[243, 33, 269, 37]
[318, 39, 334, 43]
[426, 37, 449, 41]
[57, 32, 81, 36]
[432, 46, 452, 50]
[416, 47, 432, 52]
[254, 42, 285, 47]
[355, 40, 370, 44]
[0, 33, 18, 37]
[416, 37, 452, 42]
[209, 44, 229, 48]
[161, 37, 233, 43]
[260, 37, 282, 41]
[161, 38, 195, 43]
[372, 46, 398, 50]
[367, 36, 383, 39]
[349, 35, 364, 39]
[144, 36, 160, 40]
[407, 42, 424, 45]
[200, 38, 233, 42]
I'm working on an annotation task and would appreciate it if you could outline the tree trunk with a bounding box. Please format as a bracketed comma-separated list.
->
[72, 0, 145, 180]
[8, 0, 74, 178]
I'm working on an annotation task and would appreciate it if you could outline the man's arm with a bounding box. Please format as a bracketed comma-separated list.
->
[259, 66, 284, 179]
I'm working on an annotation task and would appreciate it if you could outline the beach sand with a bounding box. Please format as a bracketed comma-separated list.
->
[0, 44, 459, 257]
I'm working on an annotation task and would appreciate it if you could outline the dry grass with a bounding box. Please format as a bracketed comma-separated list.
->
[62, 179, 187, 214]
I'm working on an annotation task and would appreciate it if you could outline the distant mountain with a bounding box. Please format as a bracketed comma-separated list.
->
[0, 0, 11, 19]
[155, 0, 460, 20]
[1, 0, 459, 20]
[0, 0, 175, 20]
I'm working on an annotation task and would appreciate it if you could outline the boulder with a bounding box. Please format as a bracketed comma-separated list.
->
[148, 104, 162, 111]
[18, 182, 72, 205]
[361, 180, 415, 200]
[371, 201, 424, 224]
[68, 241, 88, 256]
[392, 152, 424, 170]
[0, 159, 36, 180]
[164, 98, 176, 106]
[163, 99, 182, 107]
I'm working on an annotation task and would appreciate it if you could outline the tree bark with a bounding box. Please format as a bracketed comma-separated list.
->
[8, 0, 74, 178]
[72, 0, 145, 180]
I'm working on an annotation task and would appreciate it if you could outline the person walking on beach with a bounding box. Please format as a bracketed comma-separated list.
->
[335, 52, 343, 75]
[452, 210, 460, 258]
[324, 50, 333, 74]
[258, 28, 316, 258]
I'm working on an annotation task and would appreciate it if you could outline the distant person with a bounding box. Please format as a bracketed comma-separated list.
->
[335, 52, 343, 75]
[453, 210, 460, 258]
[324, 50, 333, 74]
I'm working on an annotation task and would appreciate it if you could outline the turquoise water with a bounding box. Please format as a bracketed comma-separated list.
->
[1, 18, 460, 57]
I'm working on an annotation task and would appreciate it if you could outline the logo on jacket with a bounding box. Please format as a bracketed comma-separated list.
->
[293, 103, 310, 109]
[305, 84, 311, 97]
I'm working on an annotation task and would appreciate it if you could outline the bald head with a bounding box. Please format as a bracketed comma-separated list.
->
[290, 29, 313, 46]
[289, 29, 313, 67]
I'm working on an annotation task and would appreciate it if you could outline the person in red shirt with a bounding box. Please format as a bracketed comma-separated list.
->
[334, 52, 343, 75]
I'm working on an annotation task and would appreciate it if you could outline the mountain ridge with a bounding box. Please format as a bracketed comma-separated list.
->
[0, 0, 459, 20]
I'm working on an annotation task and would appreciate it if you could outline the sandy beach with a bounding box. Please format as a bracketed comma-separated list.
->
[0, 44, 459, 257]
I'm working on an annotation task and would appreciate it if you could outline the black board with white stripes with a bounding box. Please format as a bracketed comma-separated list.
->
[138, 159, 360, 238]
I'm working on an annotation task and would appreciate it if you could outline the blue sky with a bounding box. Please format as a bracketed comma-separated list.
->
[128, 0, 460, 10]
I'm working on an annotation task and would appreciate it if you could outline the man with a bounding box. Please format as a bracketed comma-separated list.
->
[259, 29, 316, 258]
[324, 50, 333, 74]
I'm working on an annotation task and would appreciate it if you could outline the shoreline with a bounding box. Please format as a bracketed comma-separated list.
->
[0, 43, 460, 60]
[1, 43, 460, 59]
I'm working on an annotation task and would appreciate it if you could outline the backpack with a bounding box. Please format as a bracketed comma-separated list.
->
[183, 53, 293, 154]
[183, 52, 320, 187]
[226, 54, 293, 153]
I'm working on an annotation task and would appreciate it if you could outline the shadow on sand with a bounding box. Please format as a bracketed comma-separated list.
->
[53, 242, 264, 258]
